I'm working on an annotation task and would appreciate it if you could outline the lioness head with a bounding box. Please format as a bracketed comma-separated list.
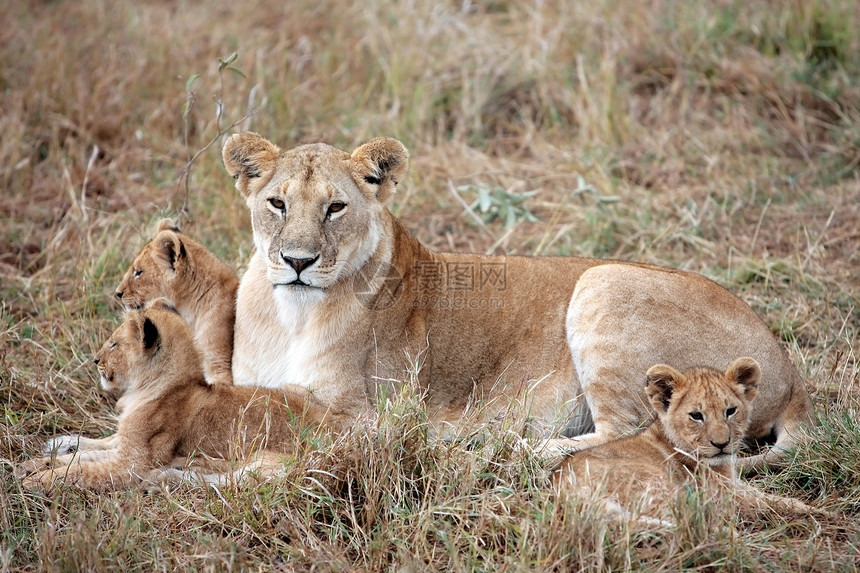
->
[93, 299, 201, 394]
[222, 132, 408, 296]
[645, 357, 760, 462]
[115, 219, 188, 310]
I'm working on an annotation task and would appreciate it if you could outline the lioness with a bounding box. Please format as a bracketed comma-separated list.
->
[222, 132, 812, 468]
[553, 358, 817, 525]
[18, 300, 341, 492]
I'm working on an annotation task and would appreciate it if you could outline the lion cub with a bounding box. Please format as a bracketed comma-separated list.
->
[19, 300, 342, 492]
[553, 358, 817, 526]
[44, 219, 239, 458]
[115, 218, 238, 386]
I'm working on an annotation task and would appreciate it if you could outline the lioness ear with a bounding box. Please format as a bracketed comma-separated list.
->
[153, 231, 186, 274]
[645, 364, 683, 413]
[156, 218, 181, 234]
[350, 137, 409, 203]
[142, 316, 159, 352]
[222, 132, 280, 197]
[726, 357, 760, 402]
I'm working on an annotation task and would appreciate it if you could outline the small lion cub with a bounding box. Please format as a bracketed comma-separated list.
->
[18, 300, 343, 493]
[115, 218, 239, 386]
[553, 358, 818, 526]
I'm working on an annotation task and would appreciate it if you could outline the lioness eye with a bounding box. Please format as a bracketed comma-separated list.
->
[327, 202, 346, 216]
[689, 412, 704, 422]
[133, 269, 143, 278]
[726, 406, 737, 417]
[269, 198, 285, 210]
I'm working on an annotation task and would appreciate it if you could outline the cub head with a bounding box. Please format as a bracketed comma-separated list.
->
[645, 357, 760, 463]
[115, 219, 189, 310]
[93, 299, 201, 394]
[222, 132, 408, 296]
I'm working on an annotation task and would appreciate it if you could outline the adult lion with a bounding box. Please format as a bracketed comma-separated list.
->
[222, 133, 812, 468]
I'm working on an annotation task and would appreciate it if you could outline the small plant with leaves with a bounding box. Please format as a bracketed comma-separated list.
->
[462, 183, 540, 229]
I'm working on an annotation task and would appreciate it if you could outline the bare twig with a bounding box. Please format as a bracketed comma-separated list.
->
[176, 110, 257, 222]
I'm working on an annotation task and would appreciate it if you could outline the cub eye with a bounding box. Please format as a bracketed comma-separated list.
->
[133, 269, 143, 278]
[726, 406, 737, 418]
[109, 341, 117, 349]
[327, 202, 346, 216]
[269, 198, 285, 211]
[689, 412, 704, 422]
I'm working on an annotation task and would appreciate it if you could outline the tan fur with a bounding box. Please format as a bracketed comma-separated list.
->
[18, 301, 343, 492]
[115, 218, 239, 386]
[221, 132, 812, 469]
[553, 360, 819, 526]
[43, 220, 240, 458]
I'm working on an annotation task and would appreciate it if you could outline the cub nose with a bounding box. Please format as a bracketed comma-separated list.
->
[115, 291, 123, 299]
[93, 358, 100, 365]
[710, 439, 730, 451]
[281, 254, 319, 275]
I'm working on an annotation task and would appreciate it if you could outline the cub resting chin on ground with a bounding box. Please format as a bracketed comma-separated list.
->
[17, 301, 343, 492]
[221, 132, 813, 469]
[553, 358, 822, 527]
[44, 218, 240, 458]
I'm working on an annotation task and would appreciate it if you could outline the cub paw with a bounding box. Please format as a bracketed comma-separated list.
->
[43, 435, 83, 456]
[15, 457, 55, 480]
[21, 469, 61, 491]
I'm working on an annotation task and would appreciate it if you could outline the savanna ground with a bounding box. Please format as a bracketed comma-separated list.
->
[1, 1, 859, 570]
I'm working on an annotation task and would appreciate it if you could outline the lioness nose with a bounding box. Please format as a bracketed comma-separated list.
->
[282, 254, 319, 275]
[115, 291, 123, 299]
[711, 440, 730, 450]
[93, 358, 100, 365]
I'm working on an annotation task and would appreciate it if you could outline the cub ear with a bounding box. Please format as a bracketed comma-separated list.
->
[726, 357, 760, 402]
[153, 231, 186, 274]
[350, 137, 409, 203]
[222, 132, 281, 197]
[142, 316, 159, 352]
[645, 364, 684, 413]
[156, 218, 181, 234]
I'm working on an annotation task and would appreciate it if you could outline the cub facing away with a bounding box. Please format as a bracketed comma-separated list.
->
[553, 358, 817, 526]
[18, 301, 343, 493]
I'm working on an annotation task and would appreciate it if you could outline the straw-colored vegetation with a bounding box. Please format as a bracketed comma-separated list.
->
[2, 1, 858, 570]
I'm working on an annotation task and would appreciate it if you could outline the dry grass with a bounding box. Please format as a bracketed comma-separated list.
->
[1, 0, 859, 570]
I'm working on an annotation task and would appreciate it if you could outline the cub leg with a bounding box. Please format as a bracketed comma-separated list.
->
[21, 456, 151, 492]
[43, 434, 121, 457]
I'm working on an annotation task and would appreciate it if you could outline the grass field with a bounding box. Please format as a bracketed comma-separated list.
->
[2, 0, 859, 570]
